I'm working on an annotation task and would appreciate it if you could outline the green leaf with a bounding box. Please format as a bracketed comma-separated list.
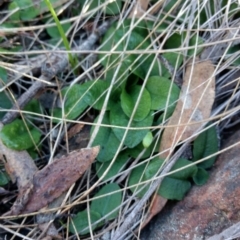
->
[146, 76, 180, 111]
[52, 84, 88, 122]
[144, 158, 164, 179]
[27, 146, 40, 160]
[192, 167, 209, 186]
[110, 104, 154, 148]
[188, 34, 204, 56]
[129, 157, 195, 200]
[156, 105, 176, 124]
[95, 151, 129, 181]
[164, 32, 204, 56]
[120, 89, 133, 116]
[0, 92, 12, 120]
[145, 20, 168, 33]
[128, 162, 149, 198]
[99, 20, 154, 79]
[19, 0, 40, 20]
[124, 19, 149, 36]
[46, 22, 71, 38]
[8, 1, 20, 21]
[0, 67, 8, 84]
[121, 86, 151, 121]
[0, 172, 9, 186]
[142, 131, 153, 148]
[164, 33, 183, 49]
[0, 119, 41, 150]
[158, 177, 191, 200]
[193, 126, 219, 169]
[221, 0, 239, 18]
[127, 136, 160, 159]
[128, 158, 163, 198]
[91, 183, 122, 221]
[8, 0, 40, 21]
[82, 80, 114, 110]
[24, 99, 42, 116]
[91, 113, 121, 162]
[105, 60, 129, 85]
[169, 158, 198, 180]
[227, 45, 240, 66]
[69, 210, 101, 235]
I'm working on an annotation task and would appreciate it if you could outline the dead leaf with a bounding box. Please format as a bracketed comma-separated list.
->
[159, 57, 215, 158]
[128, 0, 149, 18]
[9, 146, 99, 215]
[64, 123, 84, 141]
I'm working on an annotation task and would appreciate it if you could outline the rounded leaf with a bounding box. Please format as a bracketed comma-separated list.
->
[128, 163, 149, 198]
[146, 76, 180, 111]
[169, 158, 198, 180]
[0, 119, 41, 150]
[142, 131, 153, 148]
[8, 1, 20, 21]
[91, 183, 122, 221]
[192, 167, 209, 186]
[91, 114, 121, 162]
[127, 137, 160, 159]
[52, 84, 88, 122]
[82, 80, 114, 110]
[110, 104, 154, 148]
[121, 86, 151, 121]
[158, 177, 191, 200]
[19, 0, 40, 20]
[95, 151, 129, 181]
[128, 158, 163, 198]
[193, 125, 219, 169]
[99, 20, 154, 79]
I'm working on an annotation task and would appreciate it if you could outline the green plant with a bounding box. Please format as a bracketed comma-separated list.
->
[0, 16, 219, 234]
[3, 0, 237, 237]
[128, 125, 218, 200]
[69, 183, 122, 234]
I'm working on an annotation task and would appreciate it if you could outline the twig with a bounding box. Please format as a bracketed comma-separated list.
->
[1, 19, 115, 125]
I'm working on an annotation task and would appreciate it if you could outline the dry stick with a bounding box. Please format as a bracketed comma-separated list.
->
[1, 19, 114, 125]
